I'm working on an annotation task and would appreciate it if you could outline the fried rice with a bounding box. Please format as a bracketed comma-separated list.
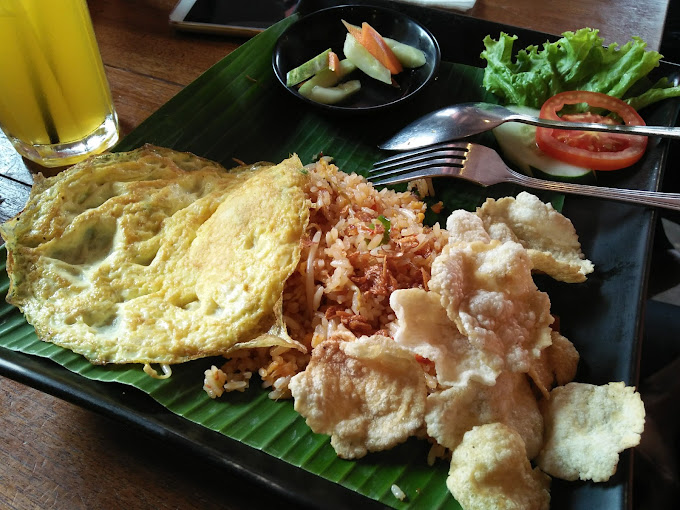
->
[204, 157, 449, 399]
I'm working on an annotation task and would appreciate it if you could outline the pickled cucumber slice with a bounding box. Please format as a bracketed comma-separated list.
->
[298, 59, 357, 97]
[384, 38, 426, 68]
[286, 48, 333, 87]
[303, 80, 362, 105]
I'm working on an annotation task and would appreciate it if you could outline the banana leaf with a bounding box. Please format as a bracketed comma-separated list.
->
[0, 14, 536, 510]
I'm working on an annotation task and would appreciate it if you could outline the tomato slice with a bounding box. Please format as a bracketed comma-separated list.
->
[535, 91, 648, 171]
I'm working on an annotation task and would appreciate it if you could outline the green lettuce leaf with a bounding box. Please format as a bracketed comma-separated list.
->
[481, 28, 680, 110]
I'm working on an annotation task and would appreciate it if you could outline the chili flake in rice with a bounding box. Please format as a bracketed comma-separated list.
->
[204, 157, 448, 399]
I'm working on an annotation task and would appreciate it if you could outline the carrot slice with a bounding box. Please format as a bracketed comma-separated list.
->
[341, 19, 363, 41]
[341, 19, 403, 75]
[359, 22, 403, 75]
[328, 50, 340, 73]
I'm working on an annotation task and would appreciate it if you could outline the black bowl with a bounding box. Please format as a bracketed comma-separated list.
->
[272, 4, 441, 113]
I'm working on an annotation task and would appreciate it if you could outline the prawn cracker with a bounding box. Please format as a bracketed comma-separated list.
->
[477, 192, 594, 283]
[447, 423, 551, 510]
[536, 381, 645, 482]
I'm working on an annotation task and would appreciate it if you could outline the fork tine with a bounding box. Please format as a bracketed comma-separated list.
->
[371, 146, 468, 178]
[371, 169, 452, 187]
[369, 157, 465, 182]
[371, 150, 467, 174]
[371, 141, 469, 169]
[369, 142, 471, 185]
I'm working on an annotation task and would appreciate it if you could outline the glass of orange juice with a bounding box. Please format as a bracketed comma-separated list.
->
[0, 0, 119, 167]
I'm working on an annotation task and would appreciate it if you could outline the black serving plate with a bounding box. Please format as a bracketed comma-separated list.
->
[272, 5, 440, 112]
[2, 0, 680, 509]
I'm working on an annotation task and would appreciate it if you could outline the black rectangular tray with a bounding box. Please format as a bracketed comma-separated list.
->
[2, 1, 679, 508]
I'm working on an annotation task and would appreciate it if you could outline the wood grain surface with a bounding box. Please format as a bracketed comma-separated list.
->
[0, 0, 673, 509]
[468, 0, 669, 51]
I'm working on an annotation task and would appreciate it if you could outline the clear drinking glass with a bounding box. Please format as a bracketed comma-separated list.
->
[0, 0, 119, 167]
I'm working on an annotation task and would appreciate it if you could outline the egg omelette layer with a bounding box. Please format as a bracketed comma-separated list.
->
[0, 145, 310, 365]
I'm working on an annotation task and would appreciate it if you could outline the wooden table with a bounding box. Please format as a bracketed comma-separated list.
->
[0, 0, 673, 508]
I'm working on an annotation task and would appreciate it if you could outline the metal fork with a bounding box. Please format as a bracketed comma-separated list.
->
[370, 142, 680, 211]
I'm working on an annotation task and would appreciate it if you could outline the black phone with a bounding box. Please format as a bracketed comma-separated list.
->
[169, 0, 301, 37]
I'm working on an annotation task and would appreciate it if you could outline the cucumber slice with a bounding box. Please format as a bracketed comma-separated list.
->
[304, 80, 361, 105]
[343, 33, 392, 85]
[298, 59, 357, 98]
[492, 105, 596, 183]
[286, 48, 333, 87]
[383, 38, 426, 68]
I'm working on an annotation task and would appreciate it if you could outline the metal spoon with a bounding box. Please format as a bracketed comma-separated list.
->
[379, 102, 680, 151]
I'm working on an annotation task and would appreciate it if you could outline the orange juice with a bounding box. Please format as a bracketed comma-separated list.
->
[0, 0, 118, 166]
